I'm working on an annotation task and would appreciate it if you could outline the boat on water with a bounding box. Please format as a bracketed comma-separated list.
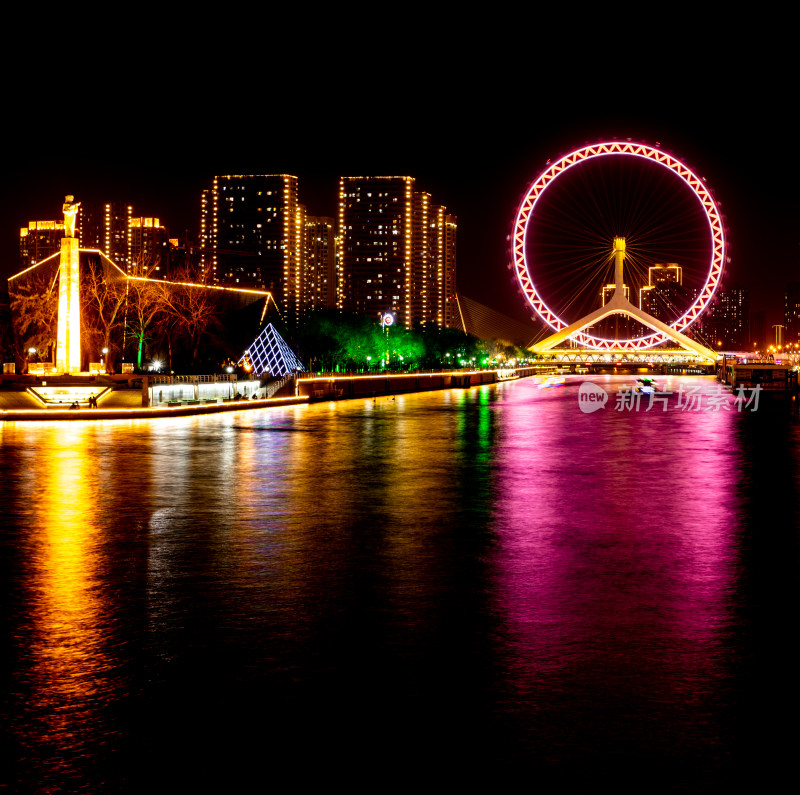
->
[634, 377, 658, 394]
[539, 375, 566, 388]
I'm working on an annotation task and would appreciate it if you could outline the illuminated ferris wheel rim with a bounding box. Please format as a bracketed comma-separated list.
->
[512, 141, 726, 350]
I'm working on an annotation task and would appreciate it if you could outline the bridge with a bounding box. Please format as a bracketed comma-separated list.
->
[532, 347, 715, 373]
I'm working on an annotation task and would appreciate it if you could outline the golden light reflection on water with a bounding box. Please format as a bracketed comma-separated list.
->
[13, 422, 116, 768]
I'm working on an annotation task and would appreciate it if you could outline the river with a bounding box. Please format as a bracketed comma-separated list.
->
[1, 374, 799, 792]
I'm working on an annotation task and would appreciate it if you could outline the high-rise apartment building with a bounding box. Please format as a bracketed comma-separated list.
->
[430, 205, 458, 328]
[337, 176, 457, 328]
[77, 202, 166, 275]
[129, 217, 169, 276]
[201, 174, 303, 320]
[19, 220, 65, 269]
[78, 202, 133, 270]
[303, 215, 337, 312]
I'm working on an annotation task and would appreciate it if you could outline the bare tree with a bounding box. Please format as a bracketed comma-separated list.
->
[8, 267, 59, 366]
[162, 266, 222, 367]
[80, 256, 127, 371]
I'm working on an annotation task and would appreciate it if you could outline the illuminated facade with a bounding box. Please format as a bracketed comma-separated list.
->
[303, 215, 337, 312]
[129, 217, 169, 276]
[338, 176, 457, 328]
[19, 220, 65, 270]
[76, 202, 168, 275]
[433, 207, 458, 328]
[638, 264, 692, 324]
[201, 175, 302, 321]
[77, 202, 132, 270]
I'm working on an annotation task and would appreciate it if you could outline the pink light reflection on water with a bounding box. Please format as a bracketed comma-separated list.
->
[488, 375, 742, 761]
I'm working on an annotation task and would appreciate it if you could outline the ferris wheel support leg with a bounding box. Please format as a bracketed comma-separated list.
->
[532, 305, 611, 353]
[533, 298, 718, 362]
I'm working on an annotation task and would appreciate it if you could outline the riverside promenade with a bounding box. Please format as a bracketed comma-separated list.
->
[0, 367, 547, 421]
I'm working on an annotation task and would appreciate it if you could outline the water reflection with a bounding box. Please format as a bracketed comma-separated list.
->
[6, 422, 125, 789]
[489, 376, 741, 779]
[2, 378, 798, 789]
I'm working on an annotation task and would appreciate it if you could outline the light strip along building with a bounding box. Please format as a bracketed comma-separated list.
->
[200, 175, 303, 322]
[22, 206, 168, 278]
[337, 176, 457, 328]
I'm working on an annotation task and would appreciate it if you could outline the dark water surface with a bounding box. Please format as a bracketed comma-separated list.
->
[2, 375, 799, 792]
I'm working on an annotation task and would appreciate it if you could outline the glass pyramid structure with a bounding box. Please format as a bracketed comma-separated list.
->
[239, 323, 305, 377]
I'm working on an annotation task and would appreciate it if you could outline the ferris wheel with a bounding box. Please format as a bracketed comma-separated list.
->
[512, 141, 726, 352]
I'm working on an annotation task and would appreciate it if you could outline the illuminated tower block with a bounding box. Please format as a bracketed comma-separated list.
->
[129, 217, 169, 276]
[338, 176, 456, 329]
[303, 215, 337, 312]
[203, 175, 302, 323]
[19, 220, 65, 270]
[430, 206, 458, 329]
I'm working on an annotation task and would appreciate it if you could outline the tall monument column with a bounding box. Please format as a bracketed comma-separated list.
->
[55, 195, 81, 373]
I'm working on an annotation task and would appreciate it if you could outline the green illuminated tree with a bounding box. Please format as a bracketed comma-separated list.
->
[125, 276, 167, 370]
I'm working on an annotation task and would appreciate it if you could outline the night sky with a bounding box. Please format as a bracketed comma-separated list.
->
[3, 18, 796, 332]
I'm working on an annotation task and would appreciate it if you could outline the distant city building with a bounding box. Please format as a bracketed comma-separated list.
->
[705, 286, 750, 349]
[639, 263, 693, 324]
[649, 264, 682, 285]
[75, 202, 168, 276]
[784, 282, 800, 345]
[77, 202, 133, 270]
[337, 176, 457, 328]
[200, 174, 302, 321]
[602, 283, 629, 305]
[19, 220, 65, 269]
[593, 283, 633, 339]
[129, 217, 169, 276]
